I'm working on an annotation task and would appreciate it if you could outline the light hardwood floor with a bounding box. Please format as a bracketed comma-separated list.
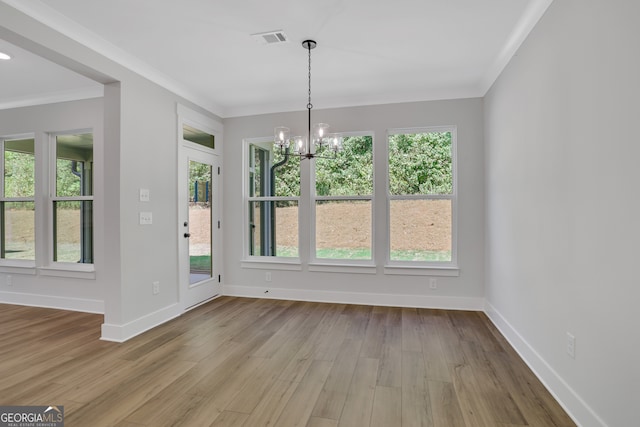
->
[0, 297, 576, 426]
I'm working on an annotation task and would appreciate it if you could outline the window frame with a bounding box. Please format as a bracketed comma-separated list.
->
[0, 133, 37, 268]
[310, 131, 375, 268]
[47, 129, 95, 271]
[384, 126, 459, 274]
[242, 136, 301, 267]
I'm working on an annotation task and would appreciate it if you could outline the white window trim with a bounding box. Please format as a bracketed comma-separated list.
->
[310, 131, 375, 268]
[243, 136, 302, 264]
[384, 126, 459, 272]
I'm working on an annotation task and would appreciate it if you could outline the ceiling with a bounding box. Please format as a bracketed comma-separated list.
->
[0, 0, 553, 117]
[0, 38, 102, 110]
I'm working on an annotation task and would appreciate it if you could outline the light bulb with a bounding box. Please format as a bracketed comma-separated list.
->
[274, 127, 290, 147]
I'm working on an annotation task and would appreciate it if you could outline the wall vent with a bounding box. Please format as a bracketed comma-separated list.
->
[251, 30, 288, 44]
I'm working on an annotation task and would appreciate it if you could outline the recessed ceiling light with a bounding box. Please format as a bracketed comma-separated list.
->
[0, 52, 11, 60]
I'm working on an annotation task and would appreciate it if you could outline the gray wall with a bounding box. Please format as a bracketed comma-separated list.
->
[484, 1, 639, 426]
[223, 99, 485, 306]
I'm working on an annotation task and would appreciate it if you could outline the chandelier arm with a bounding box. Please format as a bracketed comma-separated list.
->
[309, 154, 338, 160]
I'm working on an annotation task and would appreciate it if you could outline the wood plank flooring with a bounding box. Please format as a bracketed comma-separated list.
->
[0, 297, 576, 426]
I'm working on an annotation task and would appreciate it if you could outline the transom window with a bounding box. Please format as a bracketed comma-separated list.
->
[183, 124, 215, 150]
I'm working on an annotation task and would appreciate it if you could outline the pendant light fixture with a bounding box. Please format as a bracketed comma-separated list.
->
[274, 40, 342, 159]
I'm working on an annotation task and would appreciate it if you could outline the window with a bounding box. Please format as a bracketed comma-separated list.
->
[247, 138, 300, 258]
[52, 132, 93, 264]
[313, 134, 373, 261]
[183, 124, 214, 149]
[387, 128, 456, 265]
[0, 130, 95, 272]
[243, 126, 457, 273]
[1, 136, 35, 261]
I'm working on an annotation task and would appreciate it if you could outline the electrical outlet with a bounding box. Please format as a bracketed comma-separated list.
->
[265, 272, 272, 282]
[566, 332, 575, 359]
[6, 275, 12, 287]
[152, 281, 160, 295]
[139, 212, 153, 225]
[429, 278, 437, 289]
[139, 188, 150, 202]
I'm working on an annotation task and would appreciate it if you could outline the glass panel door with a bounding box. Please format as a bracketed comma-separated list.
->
[179, 144, 220, 310]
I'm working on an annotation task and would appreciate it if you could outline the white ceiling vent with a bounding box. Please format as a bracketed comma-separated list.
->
[251, 30, 288, 44]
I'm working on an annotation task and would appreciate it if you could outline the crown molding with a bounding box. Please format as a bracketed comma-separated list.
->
[478, 0, 555, 96]
[0, 86, 103, 110]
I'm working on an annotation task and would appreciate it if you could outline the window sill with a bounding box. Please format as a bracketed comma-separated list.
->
[0, 262, 37, 275]
[308, 262, 377, 274]
[40, 264, 96, 280]
[384, 264, 459, 276]
[241, 258, 302, 271]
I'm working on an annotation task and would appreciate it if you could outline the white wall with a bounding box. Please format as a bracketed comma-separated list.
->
[484, 1, 640, 426]
[223, 99, 485, 307]
[0, 99, 104, 312]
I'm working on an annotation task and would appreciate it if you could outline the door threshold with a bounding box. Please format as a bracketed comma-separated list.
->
[184, 293, 221, 312]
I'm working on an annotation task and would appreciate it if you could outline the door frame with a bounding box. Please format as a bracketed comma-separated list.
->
[177, 105, 223, 311]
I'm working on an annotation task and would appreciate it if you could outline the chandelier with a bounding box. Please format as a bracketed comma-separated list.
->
[274, 40, 343, 159]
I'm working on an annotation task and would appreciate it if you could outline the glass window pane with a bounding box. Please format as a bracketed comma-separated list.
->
[388, 132, 452, 195]
[272, 147, 300, 198]
[56, 133, 93, 197]
[183, 124, 214, 149]
[316, 200, 371, 260]
[390, 199, 451, 262]
[249, 201, 262, 256]
[2, 201, 35, 260]
[316, 136, 373, 196]
[249, 200, 298, 257]
[53, 200, 93, 263]
[189, 160, 212, 285]
[249, 142, 300, 198]
[249, 145, 266, 197]
[4, 138, 35, 198]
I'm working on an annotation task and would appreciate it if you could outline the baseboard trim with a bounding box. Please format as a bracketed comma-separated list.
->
[0, 290, 104, 313]
[101, 303, 181, 343]
[484, 301, 607, 427]
[223, 285, 484, 311]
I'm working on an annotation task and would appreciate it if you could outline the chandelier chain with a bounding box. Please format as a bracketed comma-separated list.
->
[307, 44, 312, 110]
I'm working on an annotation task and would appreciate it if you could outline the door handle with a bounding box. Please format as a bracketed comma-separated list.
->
[184, 233, 191, 238]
